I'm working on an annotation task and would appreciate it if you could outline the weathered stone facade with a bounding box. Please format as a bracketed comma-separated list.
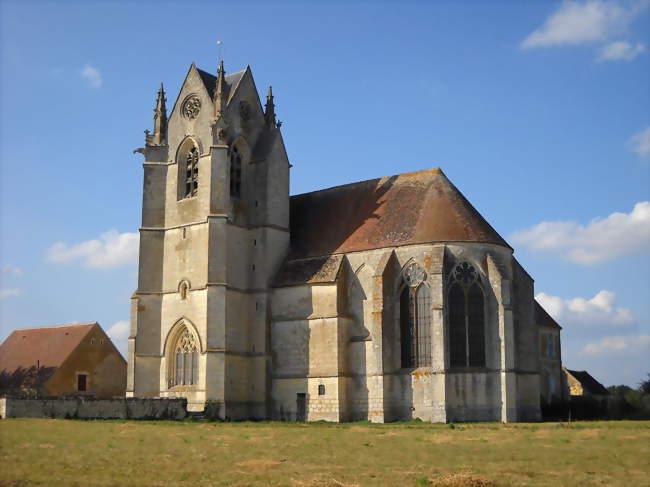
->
[128, 62, 560, 422]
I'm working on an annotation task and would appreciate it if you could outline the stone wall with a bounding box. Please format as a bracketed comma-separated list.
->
[0, 397, 187, 420]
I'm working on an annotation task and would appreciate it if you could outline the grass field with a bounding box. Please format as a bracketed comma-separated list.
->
[1, 419, 649, 487]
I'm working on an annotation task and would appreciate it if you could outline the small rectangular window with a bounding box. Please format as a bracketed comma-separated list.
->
[318, 384, 325, 396]
[77, 374, 87, 392]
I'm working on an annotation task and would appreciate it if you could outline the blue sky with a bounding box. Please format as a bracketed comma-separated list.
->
[1, 0, 648, 387]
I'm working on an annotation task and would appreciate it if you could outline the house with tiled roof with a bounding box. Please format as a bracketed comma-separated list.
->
[127, 60, 563, 422]
[0, 323, 126, 398]
[563, 368, 609, 401]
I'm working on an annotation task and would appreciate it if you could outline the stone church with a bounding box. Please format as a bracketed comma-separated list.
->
[127, 61, 561, 423]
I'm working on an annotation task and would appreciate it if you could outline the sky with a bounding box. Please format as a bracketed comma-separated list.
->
[0, 0, 648, 388]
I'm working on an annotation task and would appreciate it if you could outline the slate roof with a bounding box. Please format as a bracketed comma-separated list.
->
[287, 168, 510, 260]
[196, 67, 246, 101]
[566, 369, 609, 396]
[0, 323, 96, 373]
[535, 301, 562, 330]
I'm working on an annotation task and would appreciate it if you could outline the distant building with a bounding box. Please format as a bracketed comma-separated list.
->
[0, 323, 126, 398]
[536, 301, 564, 403]
[563, 368, 609, 402]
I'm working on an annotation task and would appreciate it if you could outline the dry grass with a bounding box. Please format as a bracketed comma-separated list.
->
[1, 419, 649, 486]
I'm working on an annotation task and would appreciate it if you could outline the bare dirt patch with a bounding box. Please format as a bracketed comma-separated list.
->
[235, 459, 284, 470]
[429, 472, 497, 487]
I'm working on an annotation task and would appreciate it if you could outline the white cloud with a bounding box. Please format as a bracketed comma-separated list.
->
[627, 126, 650, 157]
[107, 320, 130, 357]
[521, 0, 639, 49]
[581, 334, 650, 354]
[47, 230, 139, 269]
[597, 40, 646, 60]
[1, 265, 23, 276]
[536, 290, 635, 327]
[80, 65, 103, 88]
[510, 202, 650, 264]
[0, 288, 23, 299]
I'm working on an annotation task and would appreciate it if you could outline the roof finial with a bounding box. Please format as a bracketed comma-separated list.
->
[264, 85, 276, 128]
[150, 82, 167, 145]
[214, 60, 227, 119]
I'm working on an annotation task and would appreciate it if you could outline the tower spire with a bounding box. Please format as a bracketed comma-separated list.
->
[151, 82, 167, 145]
[214, 60, 227, 120]
[264, 85, 276, 128]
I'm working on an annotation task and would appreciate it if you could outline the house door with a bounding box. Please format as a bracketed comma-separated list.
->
[296, 393, 307, 421]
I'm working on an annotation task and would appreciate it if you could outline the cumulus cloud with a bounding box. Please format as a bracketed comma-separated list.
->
[627, 126, 650, 157]
[107, 320, 130, 357]
[521, 0, 639, 49]
[80, 65, 103, 88]
[536, 290, 635, 327]
[510, 202, 650, 264]
[0, 288, 23, 300]
[581, 334, 650, 354]
[597, 40, 646, 60]
[47, 230, 139, 269]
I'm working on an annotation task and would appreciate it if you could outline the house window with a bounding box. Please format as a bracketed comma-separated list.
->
[399, 263, 432, 368]
[169, 327, 199, 387]
[185, 146, 199, 198]
[77, 374, 87, 392]
[230, 145, 242, 198]
[449, 262, 486, 368]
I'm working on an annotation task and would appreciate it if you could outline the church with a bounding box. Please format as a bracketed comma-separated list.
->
[127, 61, 563, 423]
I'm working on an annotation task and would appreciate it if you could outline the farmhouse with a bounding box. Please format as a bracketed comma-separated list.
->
[127, 61, 563, 422]
[0, 323, 126, 398]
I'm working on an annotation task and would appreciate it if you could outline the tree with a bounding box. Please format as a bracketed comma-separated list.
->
[639, 373, 650, 395]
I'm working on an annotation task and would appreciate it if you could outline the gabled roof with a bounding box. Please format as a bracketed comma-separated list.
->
[566, 369, 609, 396]
[0, 323, 96, 373]
[287, 168, 510, 260]
[535, 301, 562, 330]
[196, 67, 246, 102]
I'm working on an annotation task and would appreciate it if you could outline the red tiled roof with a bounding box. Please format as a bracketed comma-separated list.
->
[287, 168, 510, 260]
[0, 323, 96, 373]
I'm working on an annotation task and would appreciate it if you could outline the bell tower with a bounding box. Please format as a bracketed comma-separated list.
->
[127, 60, 290, 417]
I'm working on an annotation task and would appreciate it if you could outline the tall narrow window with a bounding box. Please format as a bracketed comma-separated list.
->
[230, 145, 242, 198]
[185, 146, 199, 197]
[169, 326, 199, 387]
[448, 262, 486, 368]
[399, 262, 431, 368]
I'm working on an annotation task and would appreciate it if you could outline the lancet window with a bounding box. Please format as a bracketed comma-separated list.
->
[230, 145, 242, 198]
[169, 327, 199, 387]
[448, 262, 486, 368]
[185, 146, 199, 198]
[399, 263, 432, 368]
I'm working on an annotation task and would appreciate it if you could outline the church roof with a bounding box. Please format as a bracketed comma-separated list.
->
[0, 323, 96, 373]
[535, 301, 562, 330]
[287, 168, 510, 260]
[196, 67, 246, 101]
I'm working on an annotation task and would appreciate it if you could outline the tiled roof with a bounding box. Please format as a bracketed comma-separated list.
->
[287, 168, 510, 260]
[274, 255, 344, 287]
[535, 301, 562, 329]
[566, 369, 609, 396]
[0, 323, 96, 373]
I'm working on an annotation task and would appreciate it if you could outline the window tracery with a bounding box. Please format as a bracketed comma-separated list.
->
[399, 263, 431, 368]
[168, 326, 199, 388]
[448, 261, 486, 368]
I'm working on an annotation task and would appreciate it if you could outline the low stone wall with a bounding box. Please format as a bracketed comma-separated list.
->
[0, 397, 187, 420]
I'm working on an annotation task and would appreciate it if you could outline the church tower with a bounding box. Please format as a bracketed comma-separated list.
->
[127, 61, 290, 416]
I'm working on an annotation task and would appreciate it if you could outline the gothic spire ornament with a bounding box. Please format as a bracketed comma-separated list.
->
[150, 82, 168, 145]
[264, 85, 276, 128]
[214, 60, 227, 120]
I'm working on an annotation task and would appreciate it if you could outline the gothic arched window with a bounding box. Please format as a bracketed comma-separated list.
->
[448, 262, 486, 368]
[168, 326, 199, 387]
[185, 146, 199, 198]
[230, 145, 242, 198]
[399, 263, 432, 368]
